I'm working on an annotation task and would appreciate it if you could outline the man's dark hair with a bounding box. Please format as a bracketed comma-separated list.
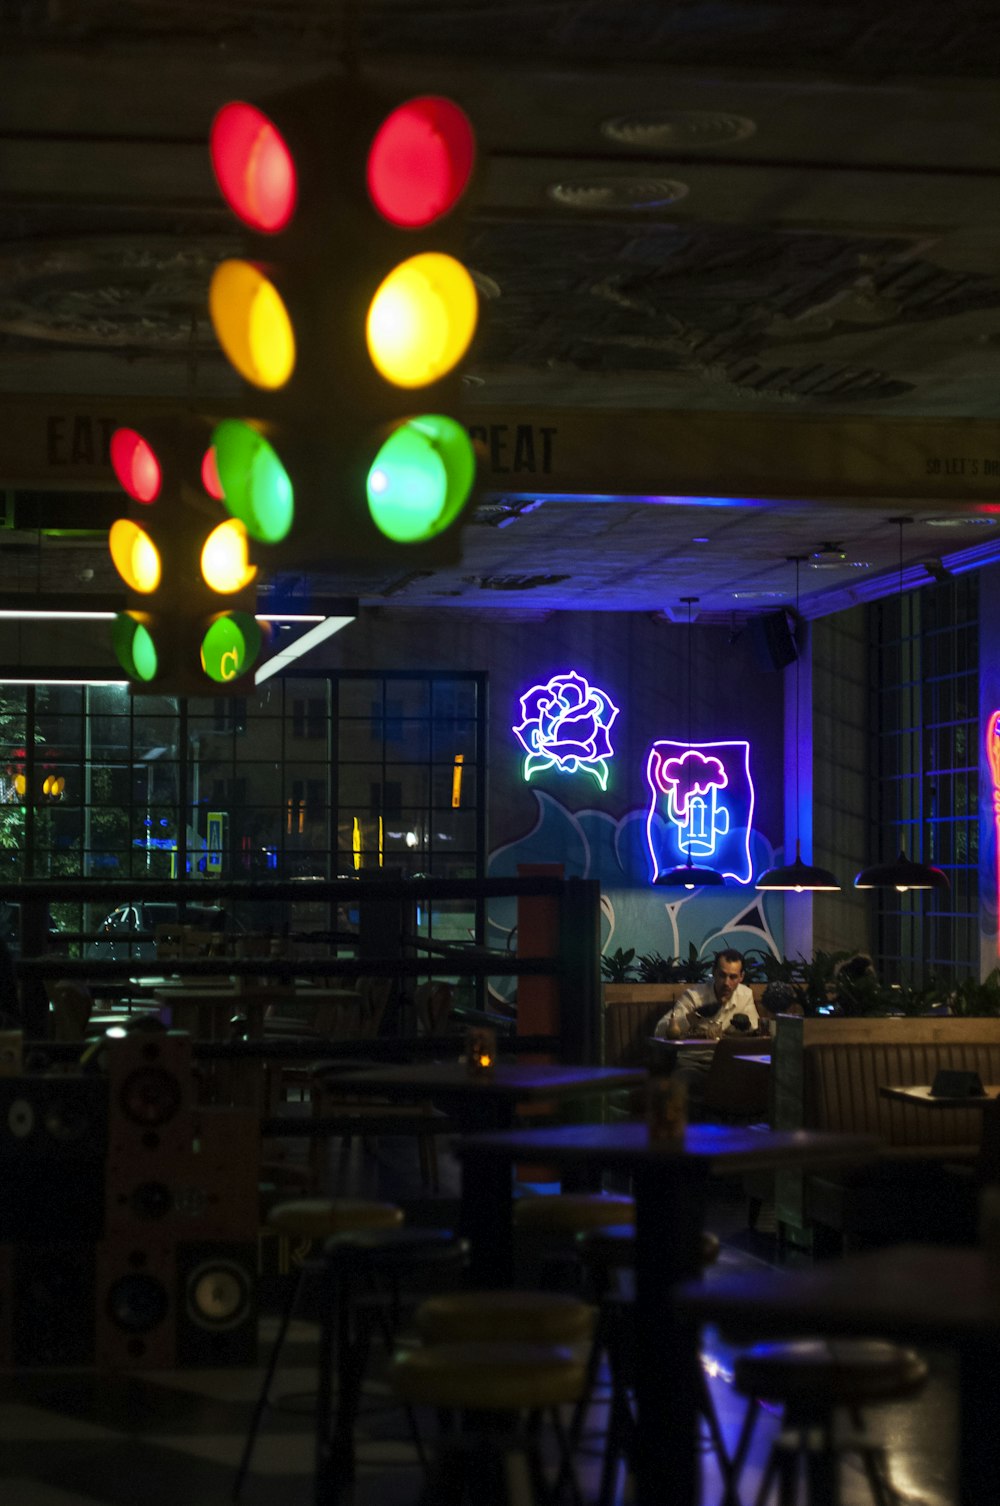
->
[714, 948, 745, 970]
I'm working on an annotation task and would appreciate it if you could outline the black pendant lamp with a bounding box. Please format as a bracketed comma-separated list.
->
[756, 557, 841, 893]
[656, 597, 725, 890]
[854, 517, 950, 893]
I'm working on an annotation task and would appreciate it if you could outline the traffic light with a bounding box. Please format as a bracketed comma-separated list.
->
[206, 77, 481, 567]
[107, 414, 263, 696]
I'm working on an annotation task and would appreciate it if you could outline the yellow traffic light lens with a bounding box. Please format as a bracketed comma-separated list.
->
[367, 415, 476, 542]
[212, 420, 294, 543]
[209, 260, 295, 390]
[109, 518, 161, 593]
[209, 101, 297, 233]
[201, 519, 258, 594]
[367, 253, 477, 388]
[112, 613, 158, 682]
[201, 612, 262, 684]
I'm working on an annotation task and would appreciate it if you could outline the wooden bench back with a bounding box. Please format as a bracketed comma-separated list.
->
[804, 1039, 1000, 1146]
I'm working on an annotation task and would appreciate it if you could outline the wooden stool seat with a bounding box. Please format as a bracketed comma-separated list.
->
[513, 1192, 634, 1234]
[735, 1338, 928, 1410]
[390, 1341, 587, 1412]
[415, 1289, 596, 1345]
[266, 1197, 403, 1241]
[731, 1338, 929, 1506]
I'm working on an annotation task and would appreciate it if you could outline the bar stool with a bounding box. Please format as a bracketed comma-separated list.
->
[389, 1340, 588, 1506]
[729, 1337, 929, 1506]
[573, 1224, 729, 1506]
[413, 1288, 596, 1503]
[513, 1192, 635, 1290]
[314, 1225, 471, 1506]
[234, 1196, 404, 1501]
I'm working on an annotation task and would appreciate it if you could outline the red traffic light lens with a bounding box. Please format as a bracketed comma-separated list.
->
[367, 96, 475, 228]
[210, 101, 297, 234]
[201, 446, 225, 500]
[110, 428, 161, 503]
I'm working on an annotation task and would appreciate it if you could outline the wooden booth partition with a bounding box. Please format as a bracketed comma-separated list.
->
[772, 1013, 1000, 1248]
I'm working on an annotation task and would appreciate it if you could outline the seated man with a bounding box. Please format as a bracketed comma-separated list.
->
[653, 949, 759, 1110]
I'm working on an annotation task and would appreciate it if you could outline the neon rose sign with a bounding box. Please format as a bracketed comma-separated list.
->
[513, 670, 619, 790]
[646, 738, 755, 884]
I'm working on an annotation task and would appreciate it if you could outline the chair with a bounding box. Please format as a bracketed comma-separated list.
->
[729, 1337, 929, 1505]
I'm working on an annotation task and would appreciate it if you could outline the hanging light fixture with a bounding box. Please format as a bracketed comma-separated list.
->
[656, 596, 725, 889]
[854, 516, 949, 893]
[757, 557, 841, 893]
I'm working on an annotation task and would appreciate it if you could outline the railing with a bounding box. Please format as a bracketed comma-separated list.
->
[1, 874, 601, 1063]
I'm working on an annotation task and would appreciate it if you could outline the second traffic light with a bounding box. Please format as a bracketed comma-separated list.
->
[107, 415, 263, 696]
[206, 76, 481, 567]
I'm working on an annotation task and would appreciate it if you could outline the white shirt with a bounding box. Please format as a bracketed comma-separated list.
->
[654, 980, 759, 1039]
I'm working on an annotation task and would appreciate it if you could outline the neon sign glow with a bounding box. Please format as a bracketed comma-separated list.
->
[513, 670, 619, 790]
[646, 738, 755, 884]
[988, 711, 1000, 955]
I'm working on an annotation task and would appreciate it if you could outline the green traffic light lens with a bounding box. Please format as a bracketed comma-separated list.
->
[212, 420, 294, 543]
[112, 613, 158, 683]
[200, 612, 262, 684]
[367, 415, 476, 543]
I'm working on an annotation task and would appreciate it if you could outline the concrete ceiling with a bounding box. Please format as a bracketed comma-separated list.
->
[1, 2, 999, 626]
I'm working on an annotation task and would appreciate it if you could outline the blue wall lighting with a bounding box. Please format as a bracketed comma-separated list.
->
[646, 739, 755, 884]
[513, 670, 619, 790]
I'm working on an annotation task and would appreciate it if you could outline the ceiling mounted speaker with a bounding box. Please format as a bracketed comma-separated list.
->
[747, 610, 798, 673]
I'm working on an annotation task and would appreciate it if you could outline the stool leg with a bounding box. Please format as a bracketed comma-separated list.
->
[314, 1262, 346, 1506]
[727, 1398, 759, 1499]
[804, 1438, 839, 1506]
[234, 1262, 309, 1502]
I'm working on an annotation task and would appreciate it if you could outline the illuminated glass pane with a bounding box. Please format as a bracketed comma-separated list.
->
[366, 254, 477, 388]
[212, 420, 294, 543]
[367, 96, 474, 228]
[209, 260, 295, 390]
[209, 101, 296, 233]
[367, 415, 475, 542]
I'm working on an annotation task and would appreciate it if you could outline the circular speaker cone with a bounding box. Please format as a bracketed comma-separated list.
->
[128, 1181, 173, 1220]
[186, 1260, 250, 1331]
[44, 1103, 91, 1142]
[107, 1273, 170, 1334]
[118, 1066, 183, 1127]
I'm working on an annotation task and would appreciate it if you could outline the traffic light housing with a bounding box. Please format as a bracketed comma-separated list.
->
[107, 414, 263, 696]
[206, 77, 481, 568]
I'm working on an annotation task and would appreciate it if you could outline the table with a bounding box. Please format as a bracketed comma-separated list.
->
[153, 982, 360, 1040]
[455, 1119, 877, 1506]
[673, 1243, 1000, 1506]
[325, 1059, 647, 1133]
[880, 1083, 1000, 1183]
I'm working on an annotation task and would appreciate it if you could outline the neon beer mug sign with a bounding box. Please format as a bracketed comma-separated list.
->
[646, 739, 755, 884]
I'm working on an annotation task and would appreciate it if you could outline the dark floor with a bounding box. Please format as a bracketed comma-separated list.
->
[0, 1134, 958, 1506]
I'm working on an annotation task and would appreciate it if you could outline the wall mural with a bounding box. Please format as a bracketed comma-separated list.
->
[494, 677, 780, 998]
[487, 789, 783, 1004]
[645, 738, 755, 885]
[512, 670, 619, 790]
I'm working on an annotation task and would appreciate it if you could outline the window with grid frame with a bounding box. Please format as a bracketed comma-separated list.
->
[868, 574, 979, 987]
